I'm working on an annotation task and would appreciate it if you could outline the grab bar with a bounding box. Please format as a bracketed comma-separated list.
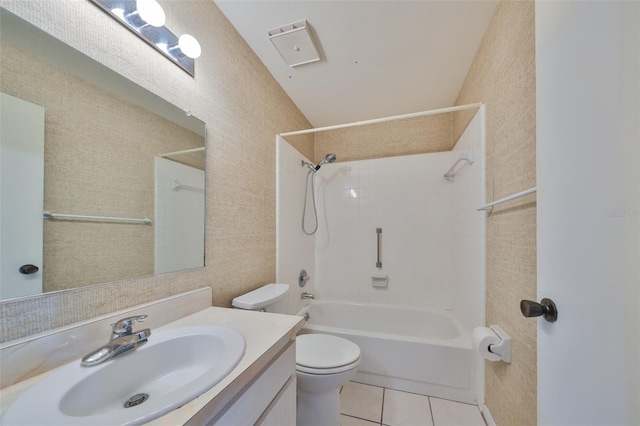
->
[376, 228, 382, 268]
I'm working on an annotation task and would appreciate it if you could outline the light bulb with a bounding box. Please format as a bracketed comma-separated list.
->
[179, 34, 201, 59]
[136, 0, 166, 27]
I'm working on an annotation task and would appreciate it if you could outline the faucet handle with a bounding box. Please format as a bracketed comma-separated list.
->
[111, 315, 148, 337]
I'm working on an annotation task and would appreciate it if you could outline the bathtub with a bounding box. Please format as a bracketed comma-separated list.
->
[296, 301, 478, 404]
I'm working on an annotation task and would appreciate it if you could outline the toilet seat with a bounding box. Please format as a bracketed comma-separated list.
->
[296, 334, 361, 375]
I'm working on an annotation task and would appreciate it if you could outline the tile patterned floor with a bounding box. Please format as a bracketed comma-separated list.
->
[340, 382, 486, 426]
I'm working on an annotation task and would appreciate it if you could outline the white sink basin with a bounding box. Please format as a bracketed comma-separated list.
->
[3, 325, 246, 425]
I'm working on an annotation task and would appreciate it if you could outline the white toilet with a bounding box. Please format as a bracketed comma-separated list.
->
[232, 284, 361, 426]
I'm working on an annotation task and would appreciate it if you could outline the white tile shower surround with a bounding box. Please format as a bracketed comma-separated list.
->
[310, 108, 485, 319]
[276, 136, 317, 315]
[448, 107, 486, 334]
[314, 152, 455, 310]
[277, 108, 484, 327]
[340, 382, 486, 426]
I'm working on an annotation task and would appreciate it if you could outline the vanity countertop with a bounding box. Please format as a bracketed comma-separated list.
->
[0, 307, 305, 425]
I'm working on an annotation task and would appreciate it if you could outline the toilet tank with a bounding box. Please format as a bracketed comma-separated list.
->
[231, 284, 290, 313]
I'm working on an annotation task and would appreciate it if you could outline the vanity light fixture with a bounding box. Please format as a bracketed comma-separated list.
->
[89, 0, 200, 76]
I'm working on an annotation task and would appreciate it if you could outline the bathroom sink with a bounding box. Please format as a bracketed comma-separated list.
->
[2, 325, 246, 425]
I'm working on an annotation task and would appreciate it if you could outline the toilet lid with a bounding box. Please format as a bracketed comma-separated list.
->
[296, 334, 361, 369]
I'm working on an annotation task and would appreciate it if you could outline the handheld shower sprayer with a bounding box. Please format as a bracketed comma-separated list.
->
[301, 153, 337, 235]
[315, 153, 337, 171]
[301, 153, 337, 173]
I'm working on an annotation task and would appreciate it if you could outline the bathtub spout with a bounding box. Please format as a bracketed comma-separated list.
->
[301, 292, 315, 300]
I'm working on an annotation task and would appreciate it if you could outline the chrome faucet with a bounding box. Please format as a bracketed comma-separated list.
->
[301, 292, 315, 300]
[81, 315, 151, 367]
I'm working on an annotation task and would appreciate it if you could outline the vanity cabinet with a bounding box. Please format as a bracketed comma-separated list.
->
[188, 342, 296, 426]
[257, 376, 296, 426]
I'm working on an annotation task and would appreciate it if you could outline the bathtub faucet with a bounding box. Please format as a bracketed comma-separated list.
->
[301, 292, 315, 300]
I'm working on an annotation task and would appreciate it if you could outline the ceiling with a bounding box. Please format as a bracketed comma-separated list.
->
[214, 1, 498, 128]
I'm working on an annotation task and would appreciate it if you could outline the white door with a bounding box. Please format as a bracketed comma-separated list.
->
[536, 2, 639, 424]
[0, 93, 45, 300]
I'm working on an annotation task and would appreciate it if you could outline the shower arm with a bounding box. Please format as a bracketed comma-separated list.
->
[301, 160, 316, 172]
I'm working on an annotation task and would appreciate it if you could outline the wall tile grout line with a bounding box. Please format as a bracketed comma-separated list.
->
[428, 396, 436, 426]
[380, 387, 385, 425]
[341, 413, 381, 425]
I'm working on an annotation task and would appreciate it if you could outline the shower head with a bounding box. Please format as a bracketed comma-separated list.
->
[315, 153, 337, 171]
[301, 153, 337, 173]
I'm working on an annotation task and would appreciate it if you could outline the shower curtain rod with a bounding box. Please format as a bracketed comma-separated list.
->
[158, 147, 205, 158]
[279, 102, 483, 137]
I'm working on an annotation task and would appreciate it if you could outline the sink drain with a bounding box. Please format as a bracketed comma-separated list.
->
[124, 393, 149, 408]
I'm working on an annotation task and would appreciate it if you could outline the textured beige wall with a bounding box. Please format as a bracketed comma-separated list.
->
[280, 134, 314, 162]
[0, 0, 312, 343]
[454, 1, 537, 424]
[1, 41, 203, 292]
[313, 113, 452, 164]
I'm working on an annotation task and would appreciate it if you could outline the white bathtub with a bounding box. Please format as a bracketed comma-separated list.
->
[297, 301, 477, 404]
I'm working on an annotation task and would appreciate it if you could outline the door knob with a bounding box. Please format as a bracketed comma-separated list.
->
[19, 264, 39, 275]
[520, 298, 558, 322]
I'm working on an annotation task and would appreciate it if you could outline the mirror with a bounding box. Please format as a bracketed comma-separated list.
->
[0, 9, 206, 301]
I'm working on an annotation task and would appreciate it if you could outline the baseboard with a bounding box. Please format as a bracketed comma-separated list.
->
[482, 404, 496, 426]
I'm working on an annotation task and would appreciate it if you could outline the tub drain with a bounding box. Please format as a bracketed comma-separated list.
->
[124, 393, 149, 408]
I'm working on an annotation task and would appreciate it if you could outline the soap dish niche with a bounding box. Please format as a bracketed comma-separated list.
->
[372, 275, 388, 288]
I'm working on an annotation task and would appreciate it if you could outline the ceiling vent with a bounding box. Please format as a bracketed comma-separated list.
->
[268, 20, 320, 67]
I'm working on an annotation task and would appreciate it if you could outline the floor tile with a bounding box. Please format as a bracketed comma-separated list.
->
[341, 414, 381, 426]
[340, 382, 384, 423]
[429, 398, 485, 426]
[382, 389, 433, 426]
